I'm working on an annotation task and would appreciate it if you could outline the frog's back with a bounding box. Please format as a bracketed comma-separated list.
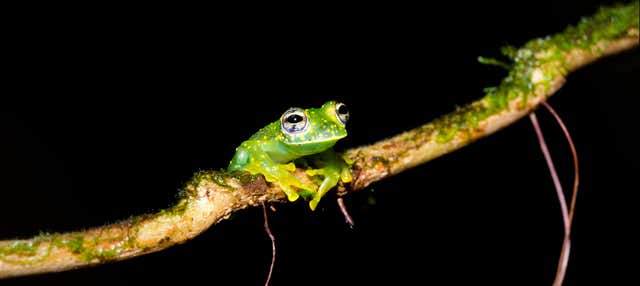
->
[248, 120, 280, 142]
[228, 120, 280, 171]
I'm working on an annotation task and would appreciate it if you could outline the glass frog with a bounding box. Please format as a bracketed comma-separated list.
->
[228, 101, 352, 210]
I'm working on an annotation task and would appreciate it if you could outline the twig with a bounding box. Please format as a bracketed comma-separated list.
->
[541, 102, 580, 286]
[529, 101, 581, 286]
[530, 112, 571, 285]
[262, 203, 276, 286]
[530, 113, 570, 229]
[542, 101, 579, 227]
[337, 198, 355, 228]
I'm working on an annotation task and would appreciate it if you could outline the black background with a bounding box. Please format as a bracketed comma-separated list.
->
[1, 1, 637, 285]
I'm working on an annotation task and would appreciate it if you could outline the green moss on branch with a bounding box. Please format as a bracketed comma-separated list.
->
[347, 2, 638, 188]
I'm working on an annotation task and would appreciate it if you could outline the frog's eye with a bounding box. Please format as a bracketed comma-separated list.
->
[335, 102, 349, 125]
[281, 108, 308, 134]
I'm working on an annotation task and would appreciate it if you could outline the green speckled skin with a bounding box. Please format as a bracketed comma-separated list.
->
[228, 101, 352, 210]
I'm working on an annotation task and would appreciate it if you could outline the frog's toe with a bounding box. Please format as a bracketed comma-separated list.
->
[309, 198, 320, 211]
[341, 166, 353, 183]
[285, 191, 300, 202]
[280, 185, 300, 202]
[306, 168, 326, 177]
[287, 192, 300, 202]
[282, 162, 297, 172]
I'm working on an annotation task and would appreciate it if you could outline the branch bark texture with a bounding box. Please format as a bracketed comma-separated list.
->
[1, 2, 638, 279]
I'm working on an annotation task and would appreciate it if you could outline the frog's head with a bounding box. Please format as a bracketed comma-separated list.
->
[278, 101, 349, 155]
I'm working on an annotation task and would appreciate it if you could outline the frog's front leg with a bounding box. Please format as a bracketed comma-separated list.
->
[306, 148, 352, 210]
[245, 158, 317, 202]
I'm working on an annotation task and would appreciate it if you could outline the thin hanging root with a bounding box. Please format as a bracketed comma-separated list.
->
[541, 102, 580, 286]
[541, 101, 579, 226]
[337, 197, 355, 228]
[262, 203, 276, 286]
[529, 101, 580, 286]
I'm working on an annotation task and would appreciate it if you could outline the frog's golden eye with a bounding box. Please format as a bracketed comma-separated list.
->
[281, 108, 308, 134]
[335, 102, 349, 125]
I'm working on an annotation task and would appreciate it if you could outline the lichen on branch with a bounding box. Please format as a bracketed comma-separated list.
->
[1, 1, 638, 279]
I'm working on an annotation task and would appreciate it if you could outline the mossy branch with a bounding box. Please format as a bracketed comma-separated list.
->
[1, 2, 638, 279]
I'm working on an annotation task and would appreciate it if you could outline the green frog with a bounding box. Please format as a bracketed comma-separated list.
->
[228, 101, 352, 210]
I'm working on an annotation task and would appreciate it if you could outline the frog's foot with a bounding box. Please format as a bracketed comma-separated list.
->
[276, 176, 318, 202]
[307, 155, 352, 184]
[306, 168, 341, 211]
[261, 164, 316, 202]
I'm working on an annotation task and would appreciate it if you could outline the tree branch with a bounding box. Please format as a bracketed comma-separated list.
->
[1, 2, 638, 279]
